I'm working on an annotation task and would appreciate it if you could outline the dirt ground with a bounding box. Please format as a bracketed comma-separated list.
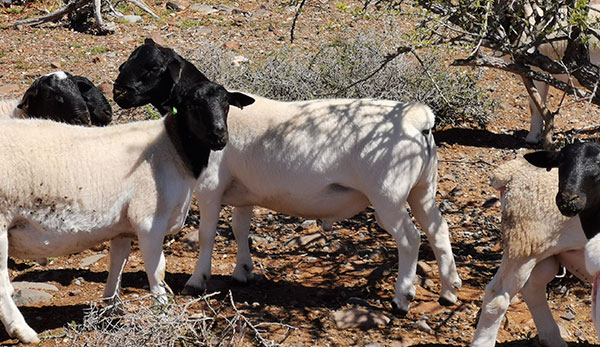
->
[2, 0, 600, 346]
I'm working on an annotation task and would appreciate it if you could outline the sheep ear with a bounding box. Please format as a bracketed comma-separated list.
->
[524, 151, 562, 170]
[167, 59, 184, 84]
[74, 78, 94, 94]
[144, 38, 155, 46]
[228, 92, 255, 109]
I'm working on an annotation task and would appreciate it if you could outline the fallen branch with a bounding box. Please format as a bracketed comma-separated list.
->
[13, 0, 158, 32]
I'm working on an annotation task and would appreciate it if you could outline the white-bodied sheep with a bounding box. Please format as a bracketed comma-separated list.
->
[114, 39, 462, 315]
[0, 99, 22, 119]
[472, 157, 592, 347]
[0, 81, 253, 343]
[188, 96, 462, 314]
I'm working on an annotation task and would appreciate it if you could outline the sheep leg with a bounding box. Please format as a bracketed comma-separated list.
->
[472, 257, 537, 347]
[0, 227, 38, 343]
[231, 206, 255, 283]
[103, 236, 132, 305]
[522, 256, 567, 347]
[138, 230, 170, 304]
[371, 203, 421, 316]
[407, 184, 462, 306]
[525, 79, 549, 144]
[183, 204, 220, 294]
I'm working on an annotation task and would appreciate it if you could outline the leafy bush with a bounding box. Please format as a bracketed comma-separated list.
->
[184, 33, 495, 128]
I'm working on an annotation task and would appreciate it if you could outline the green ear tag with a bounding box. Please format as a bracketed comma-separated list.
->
[172, 107, 178, 115]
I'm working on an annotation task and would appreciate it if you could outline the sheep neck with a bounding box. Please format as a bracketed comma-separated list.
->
[164, 113, 211, 179]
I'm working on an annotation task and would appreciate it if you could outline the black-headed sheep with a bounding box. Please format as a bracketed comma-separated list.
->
[472, 157, 592, 347]
[1, 71, 112, 126]
[0, 80, 254, 343]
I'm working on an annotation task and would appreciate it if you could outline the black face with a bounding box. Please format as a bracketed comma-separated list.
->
[71, 76, 112, 126]
[525, 142, 600, 238]
[113, 40, 177, 109]
[175, 81, 255, 151]
[178, 82, 231, 150]
[19, 72, 89, 125]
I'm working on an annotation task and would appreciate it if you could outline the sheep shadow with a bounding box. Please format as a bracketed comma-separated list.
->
[0, 304, 88, 344]
[433, 128, 528, 149]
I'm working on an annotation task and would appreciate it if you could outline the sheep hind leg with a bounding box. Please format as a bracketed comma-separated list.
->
[0, 226, 38, 343]
[371, 202, 420, 316]
[525, 80, 549, 145]
[103, 236, 132, 308]
[407, 183, 461, 306]
[231, 206, 255, 283]
[472, 257, 537, 347]
[521, 256, 566, 347]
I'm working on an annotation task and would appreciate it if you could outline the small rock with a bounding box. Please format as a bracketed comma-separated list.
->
[195, 27, 213, 35]
[423, 278, 435, 289]
[223, 40, 240, 50]
[413, 319, 432, 333]
[561, 311, 576, 321]
[284, 233, 325, 248]
[12, 282, 58, 292]
[97, 82, 112, 96]
[365, 343, 380, 347]
[190, 3, 219, 15]
[50, 61, 62, 69]
[417, 261, 433, 278]
[166, 0, 189, 11]
[0, 83, 20, 95]
[73, 277, 84, 286]
[79, 254, 106, 267]
[69, 290, 81, 296]
[122, 15, 142, 23]
[231, 55, 249, 66]
[332, 307, 390, 329]
[12, 289, 53, 306]
[301, 219, 317, 229]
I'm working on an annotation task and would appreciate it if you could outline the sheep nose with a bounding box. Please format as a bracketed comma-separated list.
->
[556, 192, 585, 217]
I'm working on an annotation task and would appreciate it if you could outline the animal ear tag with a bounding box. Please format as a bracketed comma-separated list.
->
[172, 107, 178, 115]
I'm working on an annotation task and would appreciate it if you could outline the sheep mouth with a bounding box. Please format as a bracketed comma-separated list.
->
[208, 136, 228, 151]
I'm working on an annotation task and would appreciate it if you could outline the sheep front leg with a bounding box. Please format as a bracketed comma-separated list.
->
[521, 256, 566, 347]
[0, 227, 38, 343]
[472, 258, 537, 347]
[183, 204, 220, 294]
[138, 230, 170, 304]
[231, 206, 254, 283]
[103, 236, 132, 305]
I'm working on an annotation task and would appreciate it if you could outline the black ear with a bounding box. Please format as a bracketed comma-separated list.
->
[228, 92, 255, 109]
[73, 76, 94, 94]
[17, 81, 39, 109]
[167, 57, 184, 84]
[144, 38, 156, 46]
[524, 151, 563, 170]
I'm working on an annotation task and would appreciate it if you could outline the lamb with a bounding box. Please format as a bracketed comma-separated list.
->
[0, 80, 254, 343]
[525, 142, 600, 339]
[114, 39, 463, 315]
[1, 71, 112, 126]
[472, 157, 592, 347]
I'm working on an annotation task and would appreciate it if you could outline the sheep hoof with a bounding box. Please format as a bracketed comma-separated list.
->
[390, 301, 409, 317]
[13, 325, 39, 344]
[181, 285, 204, 296]
[438, 296, 456, 307]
